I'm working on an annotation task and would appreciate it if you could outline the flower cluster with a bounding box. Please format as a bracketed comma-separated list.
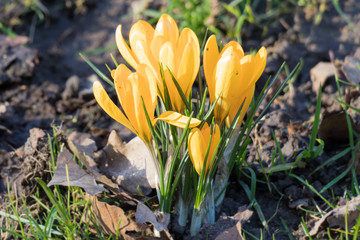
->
[92, 14, 267, 235]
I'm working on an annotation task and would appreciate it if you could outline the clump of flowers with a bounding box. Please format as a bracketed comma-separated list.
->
[88, 14, 298, 236]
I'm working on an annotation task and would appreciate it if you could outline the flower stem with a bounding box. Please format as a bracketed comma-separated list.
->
[205, 185, 215, 224]
[145, 142, 163, 207]
[190, 207, 204, 236]
[176, 192, 188, 226]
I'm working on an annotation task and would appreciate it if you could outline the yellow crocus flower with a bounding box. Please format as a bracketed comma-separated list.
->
[203, 35, 267, 127]
[93, 64, 201, 144]
[116, 14, 200, 112]
[93, 63, 157, 144]
[188, 123, 221, 175]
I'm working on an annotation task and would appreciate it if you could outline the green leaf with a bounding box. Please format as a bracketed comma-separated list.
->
[79, 53, 114, 88]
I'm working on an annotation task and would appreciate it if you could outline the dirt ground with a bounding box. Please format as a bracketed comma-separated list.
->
[1, 0, 360, 239]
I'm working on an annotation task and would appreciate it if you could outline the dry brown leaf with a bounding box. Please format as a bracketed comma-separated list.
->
[67, 131, 99, 172]
[48, 148, 106, 195]
[91, 196, 148, 237]
[342, 56, 360, 85]
[310, 62, 336, 93]
[215, 221, 243, 240]
[201, 205, 251, 239]
[135, 202, 169, 232]
[24, 128, 45, 155]
[310, 195, 360, 236]
[318, 111, 358, 149]
[67, 131, 140, 204]
[96, 131, 158, 195]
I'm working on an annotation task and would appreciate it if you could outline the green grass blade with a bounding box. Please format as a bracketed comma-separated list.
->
[79, 53, 114, 88]
[309, 86, 322, 155]
[166, 66, 192, 111]
[320, 166, 351, 194]
[290, 173, 335, 209]
[36, 178, 73, 228]
[310, 147, 351, 174]
[239, 180, 268, 231]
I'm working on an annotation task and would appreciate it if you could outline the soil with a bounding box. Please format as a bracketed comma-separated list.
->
[1, 0, 360, 239]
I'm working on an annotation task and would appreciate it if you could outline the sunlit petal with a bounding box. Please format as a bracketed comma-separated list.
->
[156, 111, 201, 128]
[113, 64, 132, 108]
[115, 25, 139, 69]
[226, 84, 255, 128]
[203, 35, 219, 103]
[177, 41, 199, 100]
[176, 28, 199, 69]
[188, 123, 221, 175]
[238, 54, 256, 90]
[207, 124, 221, 171]
[154, 14, 179, 45]
[218, 41, 244, 59]
[129, 20, 154, 52]
[137, 64, 158, 112]
[93, 81, 136, 135]
[159, 42, 176, 74]
[129, 73, 152, 142]
[252, 46, 267, 84]
[188, 128, 206, 175]
[213, 46, 241, 123]
[133, 40, 159, 82]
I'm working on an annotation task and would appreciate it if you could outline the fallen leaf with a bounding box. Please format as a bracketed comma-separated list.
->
[67, 131, 140, 204]
[310, 195, 360, 236]
[318, 111, 359, 149]
[136, 202, 169, 232]
[199, 205, 251, 240]
[24, 128, 46, 156]
[215, 221, 243, 240]
[67, 131, 99, 171]
[96, 131, 158, 195]
[342, 56, 360, 85]
[233, 205, 254, 223]
[48, 148, 106, 195]
[91, 196, 148, 237]
[310, 62, 336, 93]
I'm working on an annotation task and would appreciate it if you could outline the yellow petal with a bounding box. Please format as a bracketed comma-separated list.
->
[176, 28, 200, 71]
[238, 54, 257, 91]
[129, 20, 154, 52]
[188, 128, 206, 175]
[154, 14, 179, 45]
[115, 25, 139, 69]
[177, 41, 199, 99]
[136, 64, 158, 113]
[203, 35, 219, 103]
[150, 35, 167, 63]
[155, 111, 201, 128]
[128, 73, 152, 142]
[113, 65, 144, 141]
[132, 40, 159, 81]
[207, 124, 221, 170]
[114, 64, 157, 143]
[113, 64, 132, 108]
[213, 46, 241, 123]
[93, 81, 136, 135]
[226, 84, 255, 128]
[159, 41, 176, 74]
[252, 46, 267, 84]
[158, 42, 180, 110]
[219, 41, 244, 59]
